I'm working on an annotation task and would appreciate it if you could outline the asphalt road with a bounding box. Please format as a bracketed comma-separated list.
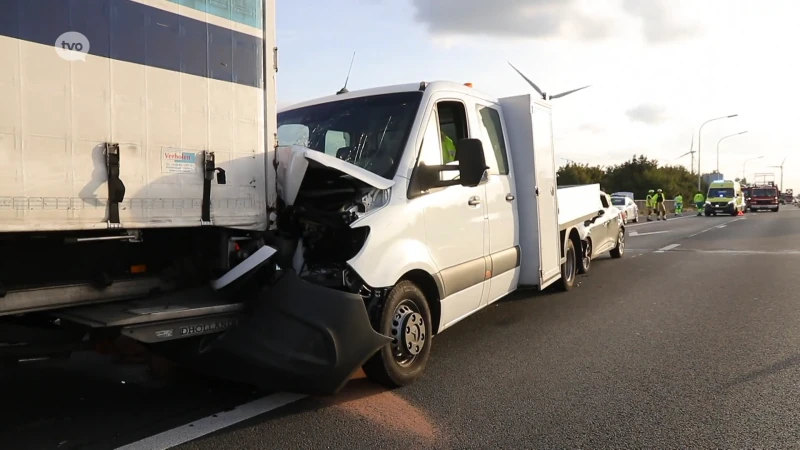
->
[3, 208, 800, 449]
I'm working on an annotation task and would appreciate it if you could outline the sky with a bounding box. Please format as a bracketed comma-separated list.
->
[276, 0, 799, 191]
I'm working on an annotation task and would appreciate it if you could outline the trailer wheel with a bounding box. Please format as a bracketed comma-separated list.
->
[578, 238, 592, 274]
[557, 239, 577, 291]
[362, 280, 433, 389]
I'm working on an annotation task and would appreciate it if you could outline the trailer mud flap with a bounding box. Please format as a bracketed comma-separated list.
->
[199, 271, 390, 395]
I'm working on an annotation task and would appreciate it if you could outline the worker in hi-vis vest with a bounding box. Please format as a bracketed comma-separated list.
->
[693, 191, 705, 216]
[655, 188, 667, 220]
[441, 131, 456, 164]
[645, 189, 655, 221]
[674, 193, 683, 216]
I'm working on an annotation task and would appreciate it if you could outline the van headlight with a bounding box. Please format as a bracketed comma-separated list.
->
[356, 187, 392, 216]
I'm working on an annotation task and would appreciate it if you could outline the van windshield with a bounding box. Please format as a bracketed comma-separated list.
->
[752, 188, 776, 197]
[708, 188, 734, 198]
[277, 92, 423, 179]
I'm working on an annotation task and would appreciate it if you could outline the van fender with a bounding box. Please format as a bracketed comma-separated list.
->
[348, 237, 439, 289]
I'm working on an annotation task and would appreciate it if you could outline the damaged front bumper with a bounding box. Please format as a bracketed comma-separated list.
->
[193, 271, 390, 396]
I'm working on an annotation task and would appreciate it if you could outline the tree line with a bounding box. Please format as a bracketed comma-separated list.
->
[556, 155, 724, 200]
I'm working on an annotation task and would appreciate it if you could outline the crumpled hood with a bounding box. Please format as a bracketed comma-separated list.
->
[275, 145, 395, 206]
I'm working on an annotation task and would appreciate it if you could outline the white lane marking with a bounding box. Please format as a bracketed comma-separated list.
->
[677, 249, 800, 255]
[686, 218, 744, 238]
[626, 215, 695, 227]
[629, 230, 669, 237]
[115, 392, 307, 450]
[654, 244, 681, 253]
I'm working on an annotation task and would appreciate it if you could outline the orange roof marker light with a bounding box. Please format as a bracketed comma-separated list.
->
[464, 82, 473, 88]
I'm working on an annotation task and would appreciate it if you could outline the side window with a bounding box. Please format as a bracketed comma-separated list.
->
[436, 101, 469, 164]
[324, 130, 350, 156]
[476, 105, 509, 175]
[601, 194, 610, 208]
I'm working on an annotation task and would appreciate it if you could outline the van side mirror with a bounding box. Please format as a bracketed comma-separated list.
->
[413, 138, 488, 192]
[455, 138, 489, 187]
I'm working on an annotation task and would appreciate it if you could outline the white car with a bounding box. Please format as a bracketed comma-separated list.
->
[579, 191, 626, 274]
[610, 195, 639, 224]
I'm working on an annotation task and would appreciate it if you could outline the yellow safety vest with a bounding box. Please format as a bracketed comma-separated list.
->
[675, 195, 683, 203]
[646, 194, 653, 206]
[694, 193, 704, 203]
[441, 132, 456, 163]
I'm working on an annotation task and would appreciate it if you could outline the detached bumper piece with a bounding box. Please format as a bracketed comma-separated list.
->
[199, 271, 390, 396]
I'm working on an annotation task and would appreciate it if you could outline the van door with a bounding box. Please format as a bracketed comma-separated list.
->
[473, 102, 519, 305]
[531, 103, 561, 288]
[412, 100, 488, 330]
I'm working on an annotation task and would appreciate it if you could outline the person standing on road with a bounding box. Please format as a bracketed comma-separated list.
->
[655, 189, 667, 220]
[694, 190, 705, 216]
[674, 193, 683, 216]
[645, 189, 655, 221]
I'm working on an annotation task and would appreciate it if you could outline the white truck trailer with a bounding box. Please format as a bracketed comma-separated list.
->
[0, 0, 618, 395]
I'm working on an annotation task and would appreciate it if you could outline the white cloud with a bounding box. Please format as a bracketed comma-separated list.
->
[410, 0, 701, 44]
[626, 104, 668, 125]
[621, 0, 701, 44]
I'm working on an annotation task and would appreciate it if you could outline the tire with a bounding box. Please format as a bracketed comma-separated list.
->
[578, 238, 591, 275]
[704, 211, 711, 217]
[362, 280, 433, 389]
[773, 207, 780, 212]
[610, 227, 625, 259]
[557, 238, 577, 292]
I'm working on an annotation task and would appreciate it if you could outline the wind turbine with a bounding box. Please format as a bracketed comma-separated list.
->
[768, 156, 787, 191]
[508, 62, 591, 101]
[676, 134, 696, 174]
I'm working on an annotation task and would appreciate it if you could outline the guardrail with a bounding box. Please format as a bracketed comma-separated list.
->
[633, 200, 696, 212]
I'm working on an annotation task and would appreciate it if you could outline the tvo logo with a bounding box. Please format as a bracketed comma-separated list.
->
[55, 31, 90, 62]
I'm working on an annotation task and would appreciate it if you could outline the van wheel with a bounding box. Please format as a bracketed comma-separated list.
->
[578, 239, 592, 274]
[558, 239, 577, 291]
[362, 280, 433, 388]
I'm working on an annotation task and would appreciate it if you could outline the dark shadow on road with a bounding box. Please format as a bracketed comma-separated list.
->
[720, 354, 800, 391]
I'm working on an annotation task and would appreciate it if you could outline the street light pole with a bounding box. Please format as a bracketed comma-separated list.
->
[716, 130, 748, 173]
[698, 114, 738, 190]
[742, 156, 763, 181]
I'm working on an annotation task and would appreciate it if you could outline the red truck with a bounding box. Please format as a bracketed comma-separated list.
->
[748, 183, 781, 212]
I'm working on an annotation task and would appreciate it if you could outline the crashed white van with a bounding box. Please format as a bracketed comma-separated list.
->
[224, 80, 611, 393]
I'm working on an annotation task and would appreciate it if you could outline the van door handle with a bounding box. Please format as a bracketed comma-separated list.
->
[468, 196, 481, 206]
[506, 194, 515, 201]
